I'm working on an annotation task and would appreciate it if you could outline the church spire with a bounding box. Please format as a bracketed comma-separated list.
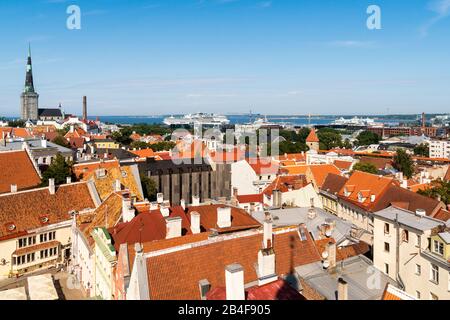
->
[24, 43, 35, 93]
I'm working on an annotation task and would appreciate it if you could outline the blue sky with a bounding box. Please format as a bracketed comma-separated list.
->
[1, 0, 450, 116]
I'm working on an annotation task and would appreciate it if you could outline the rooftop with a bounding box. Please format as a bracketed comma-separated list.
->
[295, 255, 397, 300]
[373, 206, 444, 231]
[0, 150, 41, 194]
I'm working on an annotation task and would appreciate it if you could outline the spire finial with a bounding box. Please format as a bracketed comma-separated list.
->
[28, 42, 31, 58]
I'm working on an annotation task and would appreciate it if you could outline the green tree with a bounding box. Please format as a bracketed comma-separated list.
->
[352, 162, 378, 175]
[413, 143, 430, 157]
[418, 180, 450, 205]
[140, 174, 158, 201]
[41, 154, 74, 186]
[393, 149, 414, 179]
[8, 119, 26, 128]
[52, 135, 71, 148]
[356, 131, 380, 146]
[149, 141, 176, 152]
[343, 138, 353, 149]
[317, 128, 343, 150]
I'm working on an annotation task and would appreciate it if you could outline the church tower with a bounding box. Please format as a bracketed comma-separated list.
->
[20, 44, 39, 120]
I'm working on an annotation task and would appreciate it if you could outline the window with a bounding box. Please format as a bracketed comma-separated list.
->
[385, 263, 389, 275]
[416, 291, 421, 299]
[49, 231, 56, 241]
[402, 230, 409, 243]
[430, 264, 439, 284]
[433, 240, 444, 256]
[415, 234, 420, 247]
[384, 242, 390, 253]
[415, 264, 421, 275]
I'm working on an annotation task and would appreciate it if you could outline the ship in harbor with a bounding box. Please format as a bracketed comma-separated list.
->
[163, 113, 230, 126]
[332, 116, 377, 126]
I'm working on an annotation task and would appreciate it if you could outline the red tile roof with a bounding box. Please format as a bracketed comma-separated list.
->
[0, 182, 96, 241]
[73, 160, 120, 179]
[306, 129, 319, 143]
[145, 227, 322, 300]
[67, 137, 84, 149]
[333, 160, 353, 171]
[309, 164, 341, 188]
[236, 194, 264, 204]
[0, 151, 41, 194]
[206, 279, 305, 300]
[338, 171, 394, 209]
[263, 175, 308, 196]
[433, 208, 450, 222]
[321, 173, 348, 194]
[248, 159, 279, 175]
[129, 148, 155, 159]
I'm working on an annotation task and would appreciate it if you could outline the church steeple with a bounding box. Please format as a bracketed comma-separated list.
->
[24, 43, 35, 93]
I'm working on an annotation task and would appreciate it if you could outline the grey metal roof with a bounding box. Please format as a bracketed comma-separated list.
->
[373, 206, 444, 232]
[0, 139, 72, 153]
[438, 232, 450, 244]
[252, 207, 353, 244]
[295, 255, 397, 300]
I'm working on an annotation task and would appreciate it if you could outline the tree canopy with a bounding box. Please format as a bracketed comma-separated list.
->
[352, 162, 378, 175]
[41, 154, 74, 186]
[393, 149, 414, 179]
[356, 130, 380, 146]
[413, 143, 430, 157]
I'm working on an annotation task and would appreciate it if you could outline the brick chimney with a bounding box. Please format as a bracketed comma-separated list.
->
[225, 264, 245, 300]
[326, 241, 337, 270]
[337, 278, 348, 300]
[258, 214, 277, 286]
[10, 184, 17, 193]
[165, 216, 182, 239]
[190, 211, 201, 234]
[272, 189, 282, 208]
[217, 207, 231, 228]
[263, 212, 273, 249]
[48, 178, 55, 195]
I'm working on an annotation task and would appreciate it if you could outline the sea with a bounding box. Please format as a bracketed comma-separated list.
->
[88, 115, 415, 126]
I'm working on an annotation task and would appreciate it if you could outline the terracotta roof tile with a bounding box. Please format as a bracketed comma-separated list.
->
[0, 183, 96, 240]
[333, 160, 353, 171]
[321, 173, 348, 194]
[263, 175, 308, 196]
[306, 129, 319, 143]
[309, 164, 341, 188]
[236, 194, 264, 204]
[145, 227, 321, 300]
[0, 151, 41, 194]
[129, 148, 155, 159]
[433, 208, 450, 222]
[359, 157, 393, 170]
[248, 159, 279, 175]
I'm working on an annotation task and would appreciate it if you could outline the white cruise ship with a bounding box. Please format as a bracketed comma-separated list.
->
[163, 113, 230, 126]
[332, 116, 376, 126]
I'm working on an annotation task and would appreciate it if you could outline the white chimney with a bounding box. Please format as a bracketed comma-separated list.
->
[338, 278, 348, 300]
[225, 264, 245, 300]
[122, 198, 136, 223]
[263, 213, 273, 249]
[66, 177, 72, 184]
[115, 179, 121, 192]
[160, 204, 170, 217]
[370, 194, 376, 203]
[150, 202, 159, 210]
[157, 193, 164, 204]
[416, 209, 426, 217]
[41, 138, 47, 148]
[217, 207, 232, 228]
[10, 184, 17, 193]
[70, 125, 74, 133]
[190, 211, 201, 234]
[326, 241, 337, 270]
[165, 216, 182, 239]
[48, 178, 55, 195]
[401, 179, 408, 189]
[192, 195, 200, 206]
[257, 249, 277, 286]
[180, 198, 186, 211]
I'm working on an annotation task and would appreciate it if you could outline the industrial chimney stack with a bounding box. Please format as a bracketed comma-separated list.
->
[82, 96, 87, 121]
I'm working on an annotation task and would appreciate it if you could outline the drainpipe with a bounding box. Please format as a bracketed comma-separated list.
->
[395, 213, 405, 290]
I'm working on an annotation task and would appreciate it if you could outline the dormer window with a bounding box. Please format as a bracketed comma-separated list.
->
[433, 240, 444, 256]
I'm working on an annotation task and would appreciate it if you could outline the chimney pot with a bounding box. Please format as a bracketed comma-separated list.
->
[190, 211, 201, 234]
[337, 278, 348, 300]
[165, 216, 182, 239]
[225, 264, 245, 300]
[217, 207, 231, 228]
[48, 178, 55, 195]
